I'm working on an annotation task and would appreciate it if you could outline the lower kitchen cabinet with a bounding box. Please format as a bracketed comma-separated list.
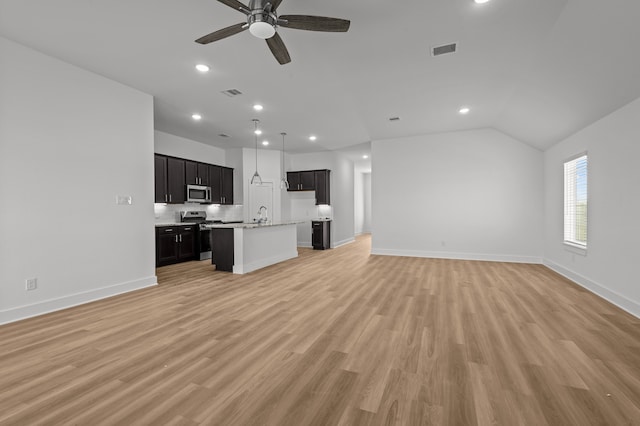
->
[312, 220, 331, 250]
[156, 225, 197, 266]
[211, 228, 234, 272]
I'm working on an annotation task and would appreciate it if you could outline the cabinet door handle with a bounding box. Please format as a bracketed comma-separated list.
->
[165, 228, 173, 232]
[175, 235, 178, 243]
[179, 234, 183, 243]
[165, 194, 168, 203]
[169, 194, 172, 203]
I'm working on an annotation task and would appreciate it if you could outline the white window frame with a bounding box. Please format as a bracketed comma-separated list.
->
[563, 153, 588, 251]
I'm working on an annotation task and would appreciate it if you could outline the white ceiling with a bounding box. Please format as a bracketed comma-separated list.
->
[1, 0, 639, 156]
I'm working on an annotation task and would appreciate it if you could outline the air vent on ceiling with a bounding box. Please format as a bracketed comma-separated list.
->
[218, 133, 230, 138]
[221, 88, 242, 97]
[432, 43, 457, 57]
[389, 117, 400, 121]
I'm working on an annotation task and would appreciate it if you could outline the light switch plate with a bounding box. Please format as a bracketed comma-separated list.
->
[26, 278, 37, 291]
[116, 195, 132, 205]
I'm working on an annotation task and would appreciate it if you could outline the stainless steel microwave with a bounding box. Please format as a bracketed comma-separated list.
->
[186, 185, 211, 203]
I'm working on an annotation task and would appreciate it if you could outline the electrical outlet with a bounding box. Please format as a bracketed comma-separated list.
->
[26, 278, 37, 291]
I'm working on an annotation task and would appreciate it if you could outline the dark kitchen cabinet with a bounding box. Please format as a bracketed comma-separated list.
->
[209, 165, 234, 205]
[155, 155, 186, 204]
[156, 225, 197, 267]
[221, 167, 234, 205]
[154, 154, 168, 203]
[154, 153, 233, 205]
[314, 170, 330, 205]
[211, 228, 234, 272]
[185, 161, 210, 186]
[312, 220, 331, 250]
[287, 169, 331, 205]
[287, 171, 315, 191]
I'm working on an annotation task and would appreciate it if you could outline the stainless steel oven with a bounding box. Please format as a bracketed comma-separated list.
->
[180, 210, 214, 260]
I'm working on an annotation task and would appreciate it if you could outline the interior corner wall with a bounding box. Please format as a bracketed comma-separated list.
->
[371, 128, 544, 262]
[0, 37, 156, 324]
[154, 131, 226, 165]
[543, 97, 640, 318]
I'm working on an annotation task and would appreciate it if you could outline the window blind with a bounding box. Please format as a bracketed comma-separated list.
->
[564, 154, 588, 247]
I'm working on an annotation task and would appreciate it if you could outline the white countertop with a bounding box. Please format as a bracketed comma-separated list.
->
[202, 221, 303, 229]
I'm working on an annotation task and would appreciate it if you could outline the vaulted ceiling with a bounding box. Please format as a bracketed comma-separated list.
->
[1, 0, 639, 158]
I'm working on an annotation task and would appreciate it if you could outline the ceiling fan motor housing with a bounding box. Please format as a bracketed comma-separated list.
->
[248, 0, 278, 38]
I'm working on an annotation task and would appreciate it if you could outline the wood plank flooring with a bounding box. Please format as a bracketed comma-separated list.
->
[1, 234, 639, 425]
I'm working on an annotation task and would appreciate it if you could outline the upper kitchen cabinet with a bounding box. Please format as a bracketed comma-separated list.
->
[155, 154, 185, 204]
[314, 170, 330, 205]
[185, 160, 210, 186]
[209, 165, 234, 205]
[287, 169, 331, 205]
[287, 171, 315, 191]
[154, 154, 168, 203]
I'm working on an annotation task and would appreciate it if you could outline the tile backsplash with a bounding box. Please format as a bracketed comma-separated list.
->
[154, 203, 244, 224]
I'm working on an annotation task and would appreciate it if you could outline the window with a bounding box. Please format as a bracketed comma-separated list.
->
[564, 154, 588, 248]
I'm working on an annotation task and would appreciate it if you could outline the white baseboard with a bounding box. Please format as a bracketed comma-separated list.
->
[543, 259, 640, 319]
[333, 237, 356, 248]
[370, 248, 542, 264]
[0, 276, 158, 325]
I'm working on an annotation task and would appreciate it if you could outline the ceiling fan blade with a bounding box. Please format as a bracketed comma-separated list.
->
[278, 15, 350, 32]
[266, 32, 291, 65]
[216, 0, 249, 13]
[195, 23, 247, 44]
[270, 0, 284, 11]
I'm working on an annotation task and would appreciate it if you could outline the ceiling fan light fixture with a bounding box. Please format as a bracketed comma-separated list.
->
[249, 21, 276, 39]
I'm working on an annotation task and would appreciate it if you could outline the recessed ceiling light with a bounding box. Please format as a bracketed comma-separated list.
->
[254, 129, 262, 135]
[363, 155, 369, 159]
[262, 140, 269, 146]
[459, 107, 470, 114]
[253, 104, 264, 111]
[195, 64, 210, 73]
[474, 0, 490, 3]
[309, 135, 317, 141]
[192, 114, 202, 120]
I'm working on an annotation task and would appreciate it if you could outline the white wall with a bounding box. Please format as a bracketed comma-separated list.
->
[543, 97, 640, 317]
[363, 172, 372, 233]
[371, 128, 543, 262]
[354, 171, 372, 235]
[241, 148, 286, 223]
[154, 130, 225, 165]
[289, 152, 355, 248]
[0, 37, 156, 324]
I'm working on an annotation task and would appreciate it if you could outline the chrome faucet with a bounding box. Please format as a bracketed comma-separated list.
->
[256, 205, 268, 224]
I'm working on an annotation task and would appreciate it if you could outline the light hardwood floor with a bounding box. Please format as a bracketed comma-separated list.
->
[1, 235, 639, 425]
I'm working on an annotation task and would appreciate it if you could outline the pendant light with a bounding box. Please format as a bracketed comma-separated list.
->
[280, 132, 289, 190]
[250, 119, 262, 185]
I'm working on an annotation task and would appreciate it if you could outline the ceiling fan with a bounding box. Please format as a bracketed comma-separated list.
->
[195, 0, 350, 65]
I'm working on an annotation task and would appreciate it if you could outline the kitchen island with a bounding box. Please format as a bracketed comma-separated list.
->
[205, 222, 299, 274]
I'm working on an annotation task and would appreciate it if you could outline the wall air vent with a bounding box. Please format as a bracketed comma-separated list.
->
[432, 43, 457, 57]
[221, 88, 242, 97]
